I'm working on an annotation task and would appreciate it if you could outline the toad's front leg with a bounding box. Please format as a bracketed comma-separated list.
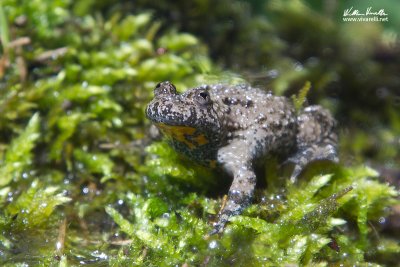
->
[210, 141, 257, 235]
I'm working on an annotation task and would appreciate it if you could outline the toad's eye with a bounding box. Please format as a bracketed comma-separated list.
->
[196, 90, 211, 105]
[199, 91, 208, 99]
[154, 81, 177, 96]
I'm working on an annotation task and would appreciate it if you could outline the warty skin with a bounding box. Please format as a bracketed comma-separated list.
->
[146, 81, 338, 234]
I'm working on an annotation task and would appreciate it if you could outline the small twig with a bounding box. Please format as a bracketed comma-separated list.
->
[0, 37, 30, 80]
[35, 47, 68, 62]
[109, 239, 133, 246]
[15, 45, 27, 82]
[8, 37, 31, 48]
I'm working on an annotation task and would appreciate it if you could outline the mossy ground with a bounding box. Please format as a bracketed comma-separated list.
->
[0, 0, 399, 266]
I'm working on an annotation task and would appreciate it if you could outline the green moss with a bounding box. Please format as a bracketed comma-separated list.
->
[5, 179, 71, 230]
[292, 81, 311, 112]
[0, 113, 40, 187]
[105, 165, 398, 266]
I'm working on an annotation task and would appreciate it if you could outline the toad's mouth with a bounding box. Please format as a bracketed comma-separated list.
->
[155, 123, 209, 150]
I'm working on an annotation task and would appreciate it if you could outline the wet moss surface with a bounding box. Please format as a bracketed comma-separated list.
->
[0, 0, 399, 266]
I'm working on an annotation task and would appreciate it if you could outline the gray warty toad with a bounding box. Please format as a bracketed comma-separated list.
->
[146, 81, 338, 234]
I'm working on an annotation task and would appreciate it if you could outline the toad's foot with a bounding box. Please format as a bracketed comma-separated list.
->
[210, 190, 253, 235]
[287, 142, 338, 182]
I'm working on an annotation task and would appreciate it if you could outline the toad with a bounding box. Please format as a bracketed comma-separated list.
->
[146, 81, 338, 234]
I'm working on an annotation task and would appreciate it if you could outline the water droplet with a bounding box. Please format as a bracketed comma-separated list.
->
[91, 250, 108, 260]
[267, 69, 279, 78]
[379, 217, 386, 224]
[56, 241, 62, 250]
[209, 240, 218, 249]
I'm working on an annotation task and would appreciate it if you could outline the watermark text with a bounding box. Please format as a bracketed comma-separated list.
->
[343, 6, 389, 22]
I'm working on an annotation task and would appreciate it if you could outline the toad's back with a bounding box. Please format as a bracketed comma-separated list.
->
[208, 84, 298, 159]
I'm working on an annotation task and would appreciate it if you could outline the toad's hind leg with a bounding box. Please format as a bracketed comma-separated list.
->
[288, 105, 338, 182]
[210, 141, 257, 235]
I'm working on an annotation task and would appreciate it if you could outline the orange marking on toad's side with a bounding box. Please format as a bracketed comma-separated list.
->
[156, 123, 209, 149]
[192, 133, 209, 146]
